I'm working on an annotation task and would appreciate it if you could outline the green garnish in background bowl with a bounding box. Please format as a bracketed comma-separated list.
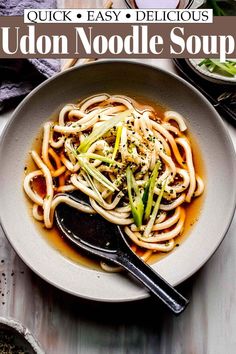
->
[199, 59, 236, 77]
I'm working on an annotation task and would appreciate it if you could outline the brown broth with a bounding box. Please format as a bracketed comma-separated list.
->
[149, 126, 205, 264]
[23, 96, 205, 270]
[132, 95, 166, 120]
[31, 176, 46, 198]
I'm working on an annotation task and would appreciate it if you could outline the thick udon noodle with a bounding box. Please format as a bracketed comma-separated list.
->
[24, 94, 204, 271]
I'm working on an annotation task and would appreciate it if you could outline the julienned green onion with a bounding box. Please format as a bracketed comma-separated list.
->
[83, 171, 104, 204]
[79, 152, 123, 167]
[199, 59, 236, 77]
[112, 124, 123, 161]
[126, 166, 144, 228]
[78, 110, 129, 153]
[77, 157, 119, 192]
[142, 179, 151, 206]
[143, 179, 167, 237]
[144, 161, 161, 221]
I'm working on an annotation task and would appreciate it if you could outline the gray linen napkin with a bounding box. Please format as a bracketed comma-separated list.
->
[0, 0, 60, 110]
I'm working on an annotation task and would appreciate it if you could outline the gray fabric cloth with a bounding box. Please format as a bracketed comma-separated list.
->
[0, 0, 57, 16]
[0, 0, 59, 110]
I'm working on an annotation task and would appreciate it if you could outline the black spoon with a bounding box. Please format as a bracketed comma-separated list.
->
[55, 191, 189, 315]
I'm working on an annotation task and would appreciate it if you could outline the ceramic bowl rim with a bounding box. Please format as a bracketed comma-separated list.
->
[0, 60, 235, 302]
[0, 316, 44, 354]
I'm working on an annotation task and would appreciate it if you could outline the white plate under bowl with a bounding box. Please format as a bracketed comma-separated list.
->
[0, 61, 235, 302]
[187, 59, 236, 85]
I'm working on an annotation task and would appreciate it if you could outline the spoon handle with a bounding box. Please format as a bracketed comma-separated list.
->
[116, 239, 189, 314]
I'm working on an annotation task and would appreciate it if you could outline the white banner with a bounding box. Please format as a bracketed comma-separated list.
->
[24, 9, 213, 24]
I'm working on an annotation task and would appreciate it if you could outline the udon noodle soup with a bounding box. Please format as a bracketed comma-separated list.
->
[24, 94, 204, 271]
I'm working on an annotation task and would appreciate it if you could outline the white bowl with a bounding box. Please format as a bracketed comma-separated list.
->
[0, 317, 44, 354]
[187, 58, 236, 85]
[0, 61, 235, 302]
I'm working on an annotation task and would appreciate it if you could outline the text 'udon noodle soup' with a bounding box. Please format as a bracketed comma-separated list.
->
[24, 94, 204, 269]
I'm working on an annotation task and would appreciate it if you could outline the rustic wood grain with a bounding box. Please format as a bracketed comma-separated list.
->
[0, 2, 236, 354]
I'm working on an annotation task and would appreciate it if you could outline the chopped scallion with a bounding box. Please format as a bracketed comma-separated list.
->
[78, 110, 129, 153]
[143, 179, 167, 237]
[144, 161, 161, 221]
[126, 166, 144, 228]
[142, 179, 151, 206]
[79, 152, 123, 167]
[82, 172, 104, 204]
[199, 59, 236, 77]
[112, 124, 123, 161]
[77, 158, 119, 192]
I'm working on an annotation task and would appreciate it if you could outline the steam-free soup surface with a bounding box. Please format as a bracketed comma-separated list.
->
[24, 95, 205, 270]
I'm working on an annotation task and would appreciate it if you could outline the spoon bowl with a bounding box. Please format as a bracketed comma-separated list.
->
[55, 191, 189, 315]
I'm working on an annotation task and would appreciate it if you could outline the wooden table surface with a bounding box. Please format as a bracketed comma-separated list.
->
[1, 1, 236, 353]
